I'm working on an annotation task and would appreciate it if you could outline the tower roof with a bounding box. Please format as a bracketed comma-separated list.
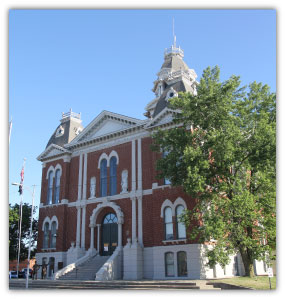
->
[45, 109, 84, 149]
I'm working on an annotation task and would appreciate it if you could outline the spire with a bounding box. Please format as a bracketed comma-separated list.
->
[164, 18, 184, 58]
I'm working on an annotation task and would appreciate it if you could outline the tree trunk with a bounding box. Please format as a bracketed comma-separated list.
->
[239, 247, 255, 277]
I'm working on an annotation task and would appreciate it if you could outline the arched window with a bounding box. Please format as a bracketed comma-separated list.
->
[47, 171, 53, 205]
[177, 251, 187, 277]
[110, 156, 117, 196]
[165, 252, 174, 277]
[43, 222, 50, 249]
[164, 207, 173, 240]
[54, 169, 61, 204]
[176, 205, 186, 239]
[51, 221, 57, 248]
[100, 159, 108, 197]
[103, 213, 118, 224]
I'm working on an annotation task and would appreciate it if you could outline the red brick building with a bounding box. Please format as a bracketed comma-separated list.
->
[36, 42, 266, 280]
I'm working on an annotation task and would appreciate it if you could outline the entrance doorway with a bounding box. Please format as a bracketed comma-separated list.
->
[101, 213, 118, 256]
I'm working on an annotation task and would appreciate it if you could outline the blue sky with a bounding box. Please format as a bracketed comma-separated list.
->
[9, 9, 276, 215]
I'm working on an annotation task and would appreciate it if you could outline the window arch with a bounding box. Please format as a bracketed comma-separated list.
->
[164, 207, 173, 240]
[54, 169, 61, 204]
[51, 221, 57, 248]
[47, 171, 53, 205]
[100, 159, 108, 197]
[165, 252, 175, 277]
[110, 156, 117, 196]
[176, 205, 186, 239]
[43, 222, 50, 249]
[177, 251, 188, 277]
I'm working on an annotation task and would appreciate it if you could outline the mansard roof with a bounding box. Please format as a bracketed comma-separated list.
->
[152, 80, 193, 118]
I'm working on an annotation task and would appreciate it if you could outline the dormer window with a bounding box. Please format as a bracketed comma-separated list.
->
[166, 88, 177, 101]
[55, 125, 64, 137]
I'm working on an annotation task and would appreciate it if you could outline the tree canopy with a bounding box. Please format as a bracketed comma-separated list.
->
[152, 66, 276, 277]
[9, 203, 38, 261]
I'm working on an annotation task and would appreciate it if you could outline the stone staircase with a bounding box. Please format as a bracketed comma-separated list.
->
[58, 255, 109, 281]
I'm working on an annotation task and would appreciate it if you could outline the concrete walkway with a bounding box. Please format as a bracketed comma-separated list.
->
[9, 279, 222, 290]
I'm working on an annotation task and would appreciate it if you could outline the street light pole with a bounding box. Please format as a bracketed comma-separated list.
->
[16, 190, 23, 278]
[25, 185, 35, 289]
[12, 182, 36, 289]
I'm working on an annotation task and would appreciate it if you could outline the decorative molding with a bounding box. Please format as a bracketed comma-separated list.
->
[90, 200, 124, 226]
[42, 216, 51, 231]
[46, 165, 55, 179]
[37, 143, 71, 162]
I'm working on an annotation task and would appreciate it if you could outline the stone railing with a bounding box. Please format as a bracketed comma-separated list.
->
[53, 251, 94, 280]
[95, 247, 122, 281]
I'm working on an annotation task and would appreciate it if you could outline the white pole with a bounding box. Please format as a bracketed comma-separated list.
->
[16, 194, 23, 278]
[25, 185, 35, 289]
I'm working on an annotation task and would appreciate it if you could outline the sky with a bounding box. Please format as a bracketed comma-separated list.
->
[8, 9, 276, 217]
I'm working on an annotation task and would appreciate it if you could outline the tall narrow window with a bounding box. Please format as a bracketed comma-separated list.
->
[47, 171, 53, 205]
[176, 205, 186, 239]
[163, 151, 171, 185]
[43, 222, 50, 249]
[164, 207, 173, 240]
[54, 169, 61, 204]
[177, 251, 188, 277]
[165, 252, 175, 277]
[110, 156, 117, 196]
[51, 221, 57, 248]
[100, 159, 108, 197]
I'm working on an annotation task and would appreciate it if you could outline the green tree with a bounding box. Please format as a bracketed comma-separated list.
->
[9, 203, 38, 261]
[152, 66, 276, 277]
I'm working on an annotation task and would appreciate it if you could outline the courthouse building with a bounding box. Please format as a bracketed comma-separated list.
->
[36, 41, 267, 280]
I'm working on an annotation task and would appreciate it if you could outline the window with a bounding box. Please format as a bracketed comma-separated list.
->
[47, 171, 53, 205]
[177, 251, 187, 277]
[103, 213, 118, 224]
[163, 151, 171, 185]
[176, 205, 186, 239]
[110, 156, 117, 196]
[100, 159, 108, 197]
[54, 169, 60, 204]
[43, 222, 50, 249]
[164, 207, 173, 240]
[51, 221, 57, 248]
[165, 252, 175, 277]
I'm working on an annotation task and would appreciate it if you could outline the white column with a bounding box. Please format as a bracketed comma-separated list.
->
[81, 205, 86, 249]
[131, 197, 137, 243]
[97, 224, 101, 252]
[118, 222, 122, 248]
[131, 139, 136, 191]
[90, 225, 95, 250]
[138, 196, 143, 246]
[82, 153, 88, 199]
[77, 153, 83, 201]
[137, 138, 142, 190]
[76, 206, 81, 248]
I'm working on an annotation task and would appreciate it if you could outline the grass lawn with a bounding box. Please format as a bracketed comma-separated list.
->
[210, 276, 276, 290]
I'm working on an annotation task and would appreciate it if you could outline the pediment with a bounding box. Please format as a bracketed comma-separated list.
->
[37, 144, 71, 161]
[145, 108, 175, 129]
[67, 110, 144, 146]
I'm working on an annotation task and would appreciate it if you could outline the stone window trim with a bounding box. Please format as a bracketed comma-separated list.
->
[45, 164, 62, 205]
[97, 150, 119, 169]
[42, 215, 59, 231]
[160, 197, 187, 218]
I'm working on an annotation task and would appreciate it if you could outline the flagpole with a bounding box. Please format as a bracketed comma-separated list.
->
[9, 117, 12, 145]
[16, 158, 26, 278]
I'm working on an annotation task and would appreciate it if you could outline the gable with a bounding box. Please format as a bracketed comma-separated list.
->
[37, 144, 71, 161]
[67, 110, 144, 146]
[87, 119, 131, 140]
[145, 109, 175, 129]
